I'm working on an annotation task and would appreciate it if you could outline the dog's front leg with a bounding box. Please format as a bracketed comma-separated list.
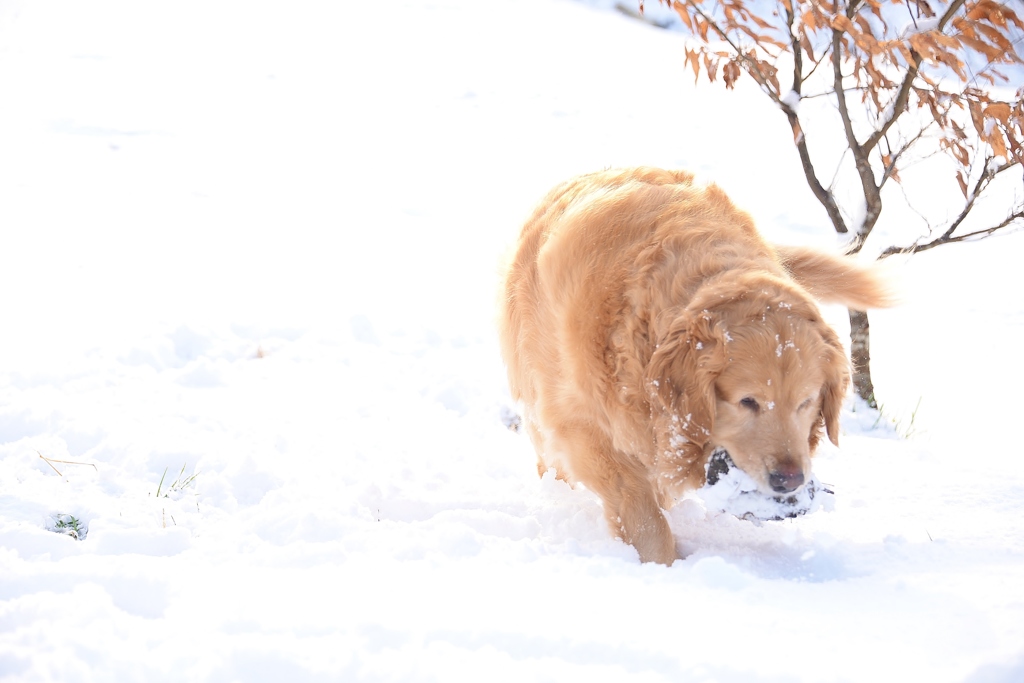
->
[605, 482, 677, 565]
[554, 422, 678, 565]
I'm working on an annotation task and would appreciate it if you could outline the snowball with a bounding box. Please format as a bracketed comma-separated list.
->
[696, 448, 834, 523]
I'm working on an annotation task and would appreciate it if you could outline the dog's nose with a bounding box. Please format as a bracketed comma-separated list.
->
[769, 468, 805, 494]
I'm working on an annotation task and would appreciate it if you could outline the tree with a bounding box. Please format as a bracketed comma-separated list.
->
[645, 0, 1024, 406]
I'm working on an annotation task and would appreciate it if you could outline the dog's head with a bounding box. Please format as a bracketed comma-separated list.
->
[646, 277, 849, 495]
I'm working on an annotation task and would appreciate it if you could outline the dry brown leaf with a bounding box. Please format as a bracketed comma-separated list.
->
[976, 23, 1013, 52]
[723, 60, 741, 89]
[830, 15, 854, 33]
[685, 48, 701, 83]
[985, 102, 1012, 124]
[951, 120, 968, 142]
[675, 3, 694, 32]
[854, 13, 873, 37]
[957, 34, 1004, 60]
[987, 128, 1009, 158]
[704, 52, 719, 82]
[955, 170, 968, 198]
[969, 99, 986, 136]
[799, 31, 815, 61]
[801, 9, 817, 31]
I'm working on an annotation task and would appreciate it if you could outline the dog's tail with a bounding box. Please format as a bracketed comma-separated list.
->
[776, 244, 896, 310]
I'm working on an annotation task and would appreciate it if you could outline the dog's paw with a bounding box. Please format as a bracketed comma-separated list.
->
[698, 448, 834, 523]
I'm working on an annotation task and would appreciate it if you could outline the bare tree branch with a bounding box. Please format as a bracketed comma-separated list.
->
[878, 125, 933, 189]
[831, 17, 881, 248]
[863, 0, 967, 155]
[792, 114, 851, 234]
[879, 159, 1024, 257]
[784, 1, 802, 95]
[879, 208, 1024, 257]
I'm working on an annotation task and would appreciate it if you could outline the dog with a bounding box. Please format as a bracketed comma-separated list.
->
[498, 167, 891, 564]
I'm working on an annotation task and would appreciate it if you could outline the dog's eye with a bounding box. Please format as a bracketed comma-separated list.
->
[799, 398, 816, 411]
[739, 397, 760, 412]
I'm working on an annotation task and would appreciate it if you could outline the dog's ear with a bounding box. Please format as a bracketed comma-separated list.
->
[646, 309, 726, 452]
[817, 324, 850, 448]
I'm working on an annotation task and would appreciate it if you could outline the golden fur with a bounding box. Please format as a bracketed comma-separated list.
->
[499, 167, 891, 564]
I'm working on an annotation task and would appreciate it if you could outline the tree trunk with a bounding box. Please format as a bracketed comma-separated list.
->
[848, 308, 876, 408]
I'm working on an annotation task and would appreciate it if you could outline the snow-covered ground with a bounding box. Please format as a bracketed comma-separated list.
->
[1, 0, 1022, 681]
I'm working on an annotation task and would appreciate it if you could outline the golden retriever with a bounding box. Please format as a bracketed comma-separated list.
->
[499, 167, 890, 564]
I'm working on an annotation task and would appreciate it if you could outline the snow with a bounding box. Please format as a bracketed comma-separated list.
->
[697, 449, 835, 522]
[781, 89, 801, 114]
[901, 17, 942, 38]
[1, 0, 1023, 681]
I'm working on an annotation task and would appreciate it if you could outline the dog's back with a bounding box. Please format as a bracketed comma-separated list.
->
[500, 167, 749, 410]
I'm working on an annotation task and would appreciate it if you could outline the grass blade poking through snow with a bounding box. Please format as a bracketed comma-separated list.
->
[155, 464, 199, 499]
